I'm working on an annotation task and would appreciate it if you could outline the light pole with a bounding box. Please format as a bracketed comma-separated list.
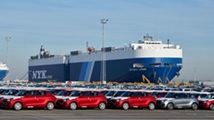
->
[193, 68, 196, 85]
[5, 37, 11, 81]
[5, 37, 11, 64]
[100, 19, 108, 85]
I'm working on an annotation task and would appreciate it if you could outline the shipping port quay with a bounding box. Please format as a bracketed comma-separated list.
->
[0, 109, 213, 120]
[0, 83, 214, 120]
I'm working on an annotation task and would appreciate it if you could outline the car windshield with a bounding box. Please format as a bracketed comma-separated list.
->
[114, 91, 125, 97]
[205, 94, 214, 99]
[49, 89, 65, 95]
[15, 90, 27, 96]
[56, 90, 67, 96]
[1, 90, 10, 95]
[105, 91, 116, 96]
[120, 92, 132, 97]
[64, 91, 73, 96]
[164, 93, 175, 98]
[101, 91, 109, 96]
[158, 93, 168, 97]
[69, 91, 80, 97]
[2, 89, 16, 95]
[0, 89, 5, 94]
[198, 94, 209, 98]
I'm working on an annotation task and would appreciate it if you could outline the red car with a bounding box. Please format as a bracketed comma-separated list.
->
[1, 89, 57, 110]
[199, 94, 214, 110]
[56, 90, 107, 110]
[108, 91, 156, 110]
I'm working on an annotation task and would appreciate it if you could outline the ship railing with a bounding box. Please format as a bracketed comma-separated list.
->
[84, 47, 133, 55]
[163, 45, 181, 49]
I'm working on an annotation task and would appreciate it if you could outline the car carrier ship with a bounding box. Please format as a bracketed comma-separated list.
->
[28, 34, 183, 84]
[0, 62, 9, 80]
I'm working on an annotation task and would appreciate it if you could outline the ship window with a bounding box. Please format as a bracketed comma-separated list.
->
[149, 63, 161, 67]
[164, 63, 174, 67]
[133, 63, 144, 68]
[138, 46, 142, 49]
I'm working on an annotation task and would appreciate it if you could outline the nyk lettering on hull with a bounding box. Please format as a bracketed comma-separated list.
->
[32, 70, 52, 79]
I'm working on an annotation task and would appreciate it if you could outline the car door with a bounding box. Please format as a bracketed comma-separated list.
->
[89, 91, 100, 108]
[130, 92, 142, 108]
[77, 91, 91, 108]
[183, 94, 195, 107]
[22, 90, 38, 108]
[173, 93, 186, 108]
[141, 93, 150, 107]
[36, 91, 48, 108]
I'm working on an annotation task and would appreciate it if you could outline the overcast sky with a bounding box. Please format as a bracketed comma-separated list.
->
[0, 0, 213, 81]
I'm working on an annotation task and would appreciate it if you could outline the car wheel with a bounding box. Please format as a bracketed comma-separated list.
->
[191, 103, 198, 110]
[209, 104, 214, 110]
[14, 102, 22, 111]
[148, 103, 155, 110]
[167, 103, 174, 110]
[70, 102, 77, 110]
[98, 102, 106, 110]
[122, 102, 129, 110]
[46, 102, 54, 110]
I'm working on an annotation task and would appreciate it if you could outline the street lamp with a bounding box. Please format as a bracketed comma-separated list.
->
[100, 19, 108, 84]
[5, 37, 11, 64]
[5, 37, 11, 81]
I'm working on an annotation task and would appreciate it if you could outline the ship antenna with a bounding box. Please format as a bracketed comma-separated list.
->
[86, 41, 88, 52]
[167, 39, 170, 48]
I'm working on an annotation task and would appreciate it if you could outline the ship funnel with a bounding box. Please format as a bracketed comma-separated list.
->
[88, 47, 94, 52]
[40, 45, 45, 58]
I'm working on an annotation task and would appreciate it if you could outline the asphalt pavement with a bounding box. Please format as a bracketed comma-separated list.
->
[0, 109, 213, 120]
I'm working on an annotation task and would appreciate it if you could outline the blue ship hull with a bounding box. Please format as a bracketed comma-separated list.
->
[29, 57, 182, 83]
[29, 64, 68, 82]
[0, 70, 8, 80]
[69, 57, 182, 83]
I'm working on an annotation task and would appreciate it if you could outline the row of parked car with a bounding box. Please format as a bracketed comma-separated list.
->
[0, 87, 213, 111]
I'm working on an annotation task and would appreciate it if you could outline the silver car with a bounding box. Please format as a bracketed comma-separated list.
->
[156, 92, 199, 110]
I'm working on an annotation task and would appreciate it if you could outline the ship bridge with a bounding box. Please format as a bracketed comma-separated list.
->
[130, 34, 181, 50]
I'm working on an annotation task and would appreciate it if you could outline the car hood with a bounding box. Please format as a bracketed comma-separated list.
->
[4, 96, 22, 100]
[156, 98, 174, 101]
[61, 96, 78, 100]
[55, 95, 65, 99]
[111, 97, 129, 100]
[106, 96, 113, 99]
[199, 98, 214, 102]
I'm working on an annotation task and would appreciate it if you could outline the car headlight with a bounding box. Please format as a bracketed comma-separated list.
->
[8, 98, 13, 101]
[116, 99, 121, 102]
[205, 100, 209, 103]
[161, 100, 167, 103]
